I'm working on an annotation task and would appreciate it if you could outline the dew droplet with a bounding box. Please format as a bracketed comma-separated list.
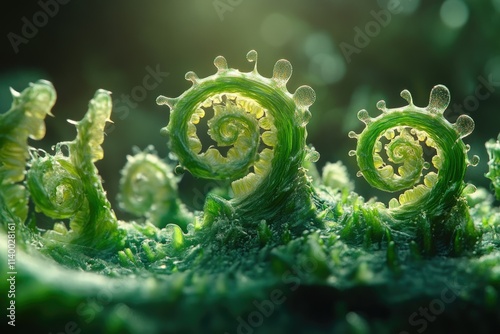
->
[454, 114, 475, 138]
[174, 165, 185, 175]
[400, 90, 413, 105]
[272, 59, 293, 86]
[246, 50, 258, 72]
[185, 71, 199, 84]
[214, 56, 228, 71]
[462, 183, 477, 195]
[428, 85, 450, 113]
[356, 171, 363, 177]
[469, 155, 480, 166]
[357, 109, 371, 123]
[376, 100, 387, 112]
[348, 131, 358, 139]
[293, 86, 316, 108]
[348, 150, 356, 156]
[306, 148, 320, 162]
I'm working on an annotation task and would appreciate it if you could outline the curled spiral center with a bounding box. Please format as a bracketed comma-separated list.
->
[370, 126, 441, 207]
[158, 51, 317, 200]
[55, 184, 75, 205]
[185, 93, 278, 197]
[27, 157, 85, 219]
[193, 93, 276, 152]
[350, 85, 478, 217]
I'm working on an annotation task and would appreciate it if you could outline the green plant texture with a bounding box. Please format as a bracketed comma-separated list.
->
[1, 52, 500, 333]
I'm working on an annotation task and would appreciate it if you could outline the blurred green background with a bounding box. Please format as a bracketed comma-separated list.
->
[1, 0, 499, 217]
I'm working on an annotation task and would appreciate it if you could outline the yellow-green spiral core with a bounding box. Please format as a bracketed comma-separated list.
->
[349, 85, 478, 220]
[27, 154, 85, 219]
[486, 134, 500, 200]
[26, 89, 117, 249]
[157, 50, 316, 215]
[0, 80, 56, 222]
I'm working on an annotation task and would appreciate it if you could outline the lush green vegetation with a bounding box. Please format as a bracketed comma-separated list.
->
[1, 51, 499, 333]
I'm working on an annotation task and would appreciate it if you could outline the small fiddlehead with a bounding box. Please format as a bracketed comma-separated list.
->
[118, 146, 192, 230]
[157, 50, 316, 217]
[27, 154, 85, 219]
[0, 80, 55, 224]
[26, 89, 118, 250]
[486, 134, 500, 200]
[350, 85, 478, 220]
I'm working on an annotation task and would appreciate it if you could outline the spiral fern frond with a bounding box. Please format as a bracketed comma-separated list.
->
[486, 134, 500, 200]
[349, 85, 479, 220]
[157, 50, 317, 218]
[0, 80, 56, 224]
[26, 89, 118, 250]
[118, 146, 193, 230]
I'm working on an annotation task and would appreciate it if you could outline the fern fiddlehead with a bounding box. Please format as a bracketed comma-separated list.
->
[118, 146, 192, 230]
[349, 85, 478, 220]
[157, 50, 316, 218]
[2, 53, 500, 334]
[486, 134, 500, 200]
[26, 89, 118, 250]
[0, 80, 56, 224]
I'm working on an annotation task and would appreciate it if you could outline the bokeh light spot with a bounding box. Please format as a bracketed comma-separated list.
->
[440, 0, 469, 29]
[377, 0, 421, 15]
[304, 32, 334, 58]
[485, 56, 500, 84]
[493, 0, 500, 12]
[261, 13, 294, 47]
[309, 53, 346, 85]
